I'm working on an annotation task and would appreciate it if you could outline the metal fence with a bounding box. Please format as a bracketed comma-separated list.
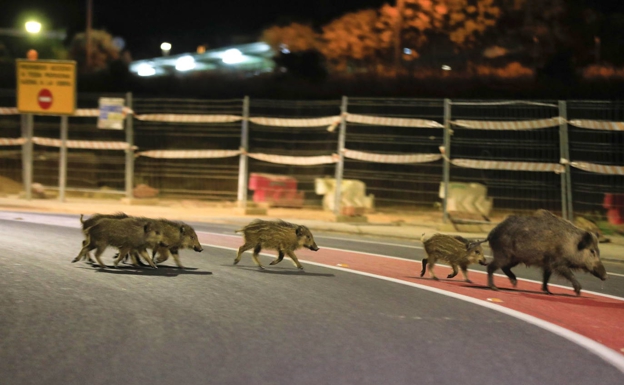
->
[2, 91, 623, 224]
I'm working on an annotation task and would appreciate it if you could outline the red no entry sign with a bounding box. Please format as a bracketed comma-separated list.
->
[37, 89, 53, 110]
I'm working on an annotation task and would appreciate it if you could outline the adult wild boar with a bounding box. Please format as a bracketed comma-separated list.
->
[486, 210, 607, 296]
[234, 219, 319, 270]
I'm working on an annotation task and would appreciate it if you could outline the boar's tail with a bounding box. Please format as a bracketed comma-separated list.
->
[80, 214, 85, 224]
[234, 228, 243, 234]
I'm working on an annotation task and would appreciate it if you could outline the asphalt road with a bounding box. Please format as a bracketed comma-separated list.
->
[1, 216, 623, 385]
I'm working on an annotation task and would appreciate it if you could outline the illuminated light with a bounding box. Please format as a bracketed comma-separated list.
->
[160, 42, 172, 51]
[281, 48, 290, 54]
[222, 48, 244, 64]
[197, 45, 206, 54]
[137, 63, 156, 77]
[175, 56, 196, 71]
[441, 65, 452, 71]
[25, 21, 42, 34]
[403, 48, 412, 55]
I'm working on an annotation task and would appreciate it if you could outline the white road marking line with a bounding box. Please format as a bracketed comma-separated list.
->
[199, 242, 624, 375]
[315, 235, 424, 249]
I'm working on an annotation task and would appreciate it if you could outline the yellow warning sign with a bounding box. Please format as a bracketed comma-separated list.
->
[16, 59, 76, 115]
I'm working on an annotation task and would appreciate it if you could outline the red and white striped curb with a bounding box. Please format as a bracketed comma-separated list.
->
[343, 149, 442, 164]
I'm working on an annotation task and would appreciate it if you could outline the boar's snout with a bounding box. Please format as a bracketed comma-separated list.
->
[592, 264, 607, 281]
[194, 245, 203, 252]
[479, 259, 488, 266]
[309, 244, 319, 251]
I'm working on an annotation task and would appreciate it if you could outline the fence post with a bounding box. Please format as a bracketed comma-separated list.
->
[333, 96, 348, 216]
[558, 100, 573, 220]
[125, 92, 134, 199]
[442, 99, 451, 224]
[237, 96, 250, 208]
[59, 115, 68, 202]
[21, 113, 33, 200]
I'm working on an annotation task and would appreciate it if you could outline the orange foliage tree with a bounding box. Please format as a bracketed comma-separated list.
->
[261, 23, 320, 52]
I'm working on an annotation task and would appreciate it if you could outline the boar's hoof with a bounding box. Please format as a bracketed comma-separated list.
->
[447, 273, 457, 279]
[489, 285, 499, 291]
[464, 279, 473, 284]
[233, 260, 239, 265]
[510, 278, 518, 287]
[298, 266, 304, 270]
[432, 276, 439, 281]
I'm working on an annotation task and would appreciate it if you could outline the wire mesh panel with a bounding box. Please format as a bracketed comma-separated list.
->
[0, 90, 22, 194]
[345, 98, 444, 212]
[247, 99, 341, 210]
[567, 101, 624, 223]
[449, 100, 562, 216]
[133, 98, 243, 200]
[29, 93, 127, 197]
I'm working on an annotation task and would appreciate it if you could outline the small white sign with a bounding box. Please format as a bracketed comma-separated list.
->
[98, 97, 125, 130]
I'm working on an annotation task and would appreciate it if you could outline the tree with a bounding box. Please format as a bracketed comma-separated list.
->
[68, 29, 121, 73]
[261, 23, 320, 52]
[320, 9, 390, 73]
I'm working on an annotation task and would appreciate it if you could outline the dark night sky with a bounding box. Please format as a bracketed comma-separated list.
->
[2, 1, 624, 60]
[1, 0, 387, 59]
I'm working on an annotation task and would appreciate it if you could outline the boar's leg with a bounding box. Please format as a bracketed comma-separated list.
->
[553, 265, 582, 296]
[251, 245, 264, 270]
[447, 264, 459, 279]
[113, 247, 130, 267]
[427, 260, 439, 280]
[459, 263, 472, 283]
[234, 242, 254, 265]
[420, 258, 428, 277]
[138, 249, 158, 269]
[153, 248, 171, 264]
[169, 249, 184, 269]
[269, 251, 285, 266]
[92, 246, 108, 269]
[541, 268, 553, 295]
[487, 261, 500, 290]
[286, 250, 304, 270]
[501, 263, 518, 287]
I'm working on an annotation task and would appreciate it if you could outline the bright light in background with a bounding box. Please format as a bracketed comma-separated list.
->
[441, 65, 451, 71]
[25, 21, 42, 34]
[160, 42, 171, 51]
[175, 55, 195, 71]
[403, 48, 412, 55]
[222, 48, 244, 64]
[137, 63, 156, 77]
[280, 44, 290, 54]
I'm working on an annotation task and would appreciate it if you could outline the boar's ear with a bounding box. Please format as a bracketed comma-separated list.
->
[578, 231, 594, 250]
[143, 223, 152, 233]
[179, 226, 185, 234]
[296, 226, 304, 237]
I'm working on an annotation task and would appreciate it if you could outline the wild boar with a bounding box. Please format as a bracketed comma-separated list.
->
[420, 233, 487, 283]
[150, 219, 203, 268]
[77, 213, 129, 263]
[486, 209, 607, 296]
[234, 219, 319, 270]
[73, 217, 165, 269]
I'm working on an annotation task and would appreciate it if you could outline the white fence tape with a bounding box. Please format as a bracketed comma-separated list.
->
[249, 116, 341, 127]
[0, 138, 26, 146]
[343, 149, 442, 164]
[567, 120, 624, 131]
[134, 114, 242, 123]
[569, 161, 624, 176]
[247, 153, 338, 165]
[452, 117, 563, 130]
[137, 149, 241, 159]
[451, 158, 565, 173]
[346, 113, 443, 128]
[31, 137, 134, 150]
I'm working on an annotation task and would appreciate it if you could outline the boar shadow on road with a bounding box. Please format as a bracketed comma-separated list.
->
[79, 266, 213, 277]
[233, 265, 335, 277]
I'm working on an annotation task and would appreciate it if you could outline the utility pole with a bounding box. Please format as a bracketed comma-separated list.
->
[394, 0, 405, 73]
[86, 0, 93, 70]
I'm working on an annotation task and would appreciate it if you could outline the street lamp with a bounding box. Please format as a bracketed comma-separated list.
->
[25, 21, 42, 34]
[161, 42, 171, 56]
